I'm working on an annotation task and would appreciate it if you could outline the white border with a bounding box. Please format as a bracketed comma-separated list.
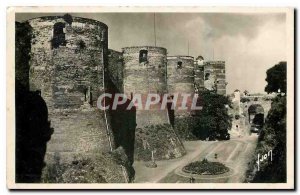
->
[6, 6, 295, 190]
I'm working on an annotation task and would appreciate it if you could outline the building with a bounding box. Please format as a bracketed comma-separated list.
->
[194, 56, 205, 92]
[203, 60, 226, 95]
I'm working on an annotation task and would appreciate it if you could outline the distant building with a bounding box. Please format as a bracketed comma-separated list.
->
[203, 60, 226, 95]
[194, 56, 205, 92]
[194, 56, 226, 95]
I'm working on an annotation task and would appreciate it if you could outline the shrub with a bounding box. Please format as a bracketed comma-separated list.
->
[182, 159, 230, 175]
[134, 124, 185, 161]
[42, 154, 107, 183]
[192, 91, 232, 141]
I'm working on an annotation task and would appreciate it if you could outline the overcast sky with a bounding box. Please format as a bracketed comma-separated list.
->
[16, 12, 286, 94]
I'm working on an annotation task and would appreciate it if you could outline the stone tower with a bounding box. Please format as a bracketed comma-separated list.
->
[167, 56, 195, 117]
[123, 46, 167, 97]
[122, 46, 169, 126]
[16, 15, 134, 182]
[166, 56, 196, 140]
[194, 56, 205, 92]
[167, 56, 195, 95]
[122, 46, 186, 161]
[204, 61, 226, 95]
[28, 16, 108, 108]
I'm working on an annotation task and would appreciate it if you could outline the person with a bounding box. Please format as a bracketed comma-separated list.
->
[189, 176, 195, 183]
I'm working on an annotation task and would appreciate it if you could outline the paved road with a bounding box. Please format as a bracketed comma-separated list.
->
[133, 134, 258, 183]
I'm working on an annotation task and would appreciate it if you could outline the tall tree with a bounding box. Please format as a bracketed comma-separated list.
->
[265, 61, 287, 94]
[192, 91, 232, 140]
[246, 61, 287, 183]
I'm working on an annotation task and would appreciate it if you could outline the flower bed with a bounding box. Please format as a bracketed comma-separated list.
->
[182, 159, 230, 175]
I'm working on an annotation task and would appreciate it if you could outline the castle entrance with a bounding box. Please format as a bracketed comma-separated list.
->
[248, 104, 264, 133]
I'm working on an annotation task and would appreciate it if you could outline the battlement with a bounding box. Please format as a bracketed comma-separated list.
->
[167, 56, 194, 60]
[27, 15, 108, 29]
[122, 46, 167, 54]
[204, 61, 225, 65]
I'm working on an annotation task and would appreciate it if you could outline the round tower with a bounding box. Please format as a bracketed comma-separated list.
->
[122, 46, 186, 161]
[18, 16, 125, 182]
[122, 46, 167, 96]
[167, 56, 195, 140]
[28, 15, 108, 109]
[122, 46, 169, 126]
[167, 56, 194, 95]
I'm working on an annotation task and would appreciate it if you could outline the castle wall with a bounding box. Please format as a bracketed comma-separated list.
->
[107, 49, 136, 165]
[194, 60, 205, 92]
[107, 49, 124, 92]
[204, 61, 226, 95]
[45, 109, 112, 163]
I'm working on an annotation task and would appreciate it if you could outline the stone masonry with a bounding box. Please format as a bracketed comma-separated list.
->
[15, 15, 134, 183]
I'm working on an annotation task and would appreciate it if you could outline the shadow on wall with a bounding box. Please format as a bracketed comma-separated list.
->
[15, 81, 53, 183]
[105, 78, 137, 180]
[166, 96, 175, 127]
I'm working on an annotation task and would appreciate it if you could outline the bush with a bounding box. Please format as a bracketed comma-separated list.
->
[245, 96, 286, 183]
[42, 148, 135, 183]
[134, 124, 185, 161]
[192, 91, 232, 141]
[183, 158, 229, 175]
[42, 154, 107, 183]
[174, 117, 198, 141]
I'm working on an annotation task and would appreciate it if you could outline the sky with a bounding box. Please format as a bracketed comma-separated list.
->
[16, 12, 287, 94]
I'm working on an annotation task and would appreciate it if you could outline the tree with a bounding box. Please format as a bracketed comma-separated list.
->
[192, 91, 232, 140]
[246, 61, 287, 183]
[265, 61, 287, 94]
[248, 96, 286, 182]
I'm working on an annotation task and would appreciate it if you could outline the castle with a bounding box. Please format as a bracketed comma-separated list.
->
[15, 14, 227, 182]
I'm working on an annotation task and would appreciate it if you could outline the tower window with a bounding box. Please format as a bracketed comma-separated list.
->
[177, 61, 183, 69]
[63, 14, 73, 25]
[205, 73, 210, 80]
[139, 50, 148, 64]
[52, 22, 66, 49]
